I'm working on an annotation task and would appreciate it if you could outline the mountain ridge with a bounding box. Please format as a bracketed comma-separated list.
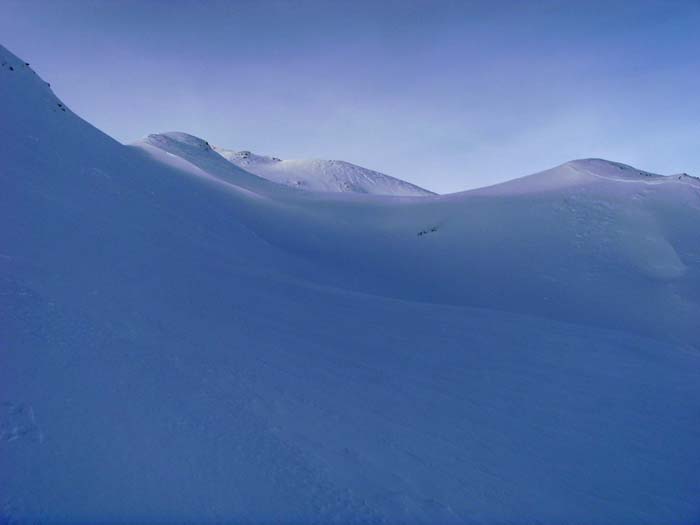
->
[137, 131, 435, 196]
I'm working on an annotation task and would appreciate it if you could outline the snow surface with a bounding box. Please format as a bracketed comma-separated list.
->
[211, 142, 435, 196]
[2, 43, 700, 524]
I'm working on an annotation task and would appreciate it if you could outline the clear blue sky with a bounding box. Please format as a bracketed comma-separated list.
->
[2, 0, 699, 193]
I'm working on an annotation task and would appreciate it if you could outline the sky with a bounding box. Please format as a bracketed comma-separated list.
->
[1, 0, 699, 193]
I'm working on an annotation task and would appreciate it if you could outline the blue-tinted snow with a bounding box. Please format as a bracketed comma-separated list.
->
[2, 44, 700, 524]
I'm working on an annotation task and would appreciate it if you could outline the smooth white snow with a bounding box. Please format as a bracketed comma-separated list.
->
[2, 43, 700, 524]
[212, 142, 435, 196]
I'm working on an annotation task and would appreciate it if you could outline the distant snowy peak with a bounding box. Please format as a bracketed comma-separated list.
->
[142, 131, 214, 153]
[133, 132, 274, 190]
[567, 158, 666, 180]
[217, 149, 283, 166]
[567, 158, 700, 184]
[213, 146, 435, 196]
[471, 158, 700, 196]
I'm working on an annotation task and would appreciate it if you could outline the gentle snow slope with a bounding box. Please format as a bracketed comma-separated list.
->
[136, 132, 700, 346]
[2, 43, 700, 524]
[212, 142, 435, 195]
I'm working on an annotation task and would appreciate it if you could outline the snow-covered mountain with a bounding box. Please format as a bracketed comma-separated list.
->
[3, 43, 700, 524]
[213, 143, 435, 195]
[134, 132, 434, 196]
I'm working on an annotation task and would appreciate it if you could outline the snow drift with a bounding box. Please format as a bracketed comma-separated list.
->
[2, 43, 700, 524]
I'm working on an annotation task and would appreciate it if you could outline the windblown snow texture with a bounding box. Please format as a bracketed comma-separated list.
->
[2, 44, 700, 524]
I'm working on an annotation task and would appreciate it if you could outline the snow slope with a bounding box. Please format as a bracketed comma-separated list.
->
[212, 143, 435, 195]
[2, 43, 700, 524]
[135, 136, 700, 346]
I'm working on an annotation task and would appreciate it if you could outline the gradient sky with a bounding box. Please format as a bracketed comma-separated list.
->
[2, 0, 699, 193]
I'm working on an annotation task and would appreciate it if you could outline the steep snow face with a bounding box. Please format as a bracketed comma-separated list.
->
[3, 42, 700, 524]
[0, 44, 65, 117]
[214, 145, 435, 196]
